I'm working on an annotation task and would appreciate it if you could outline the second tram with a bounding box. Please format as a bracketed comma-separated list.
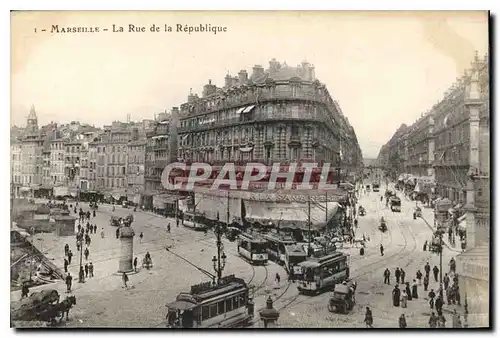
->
[297, 252, 350, 295]
[237, 232, 268, 265]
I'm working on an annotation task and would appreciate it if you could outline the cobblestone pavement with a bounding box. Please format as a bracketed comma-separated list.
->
[11, 191, 484, 328]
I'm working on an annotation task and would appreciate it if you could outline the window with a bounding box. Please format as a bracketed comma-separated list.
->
[209, 304, 218, 318]
[232, 296, 239, 309]
[217, 301, 225, 315]
[225, 298, 233, 312]
[201, 306, 210, 321]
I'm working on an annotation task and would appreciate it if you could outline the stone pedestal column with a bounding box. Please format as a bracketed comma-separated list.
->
[118, 226, 135, 273]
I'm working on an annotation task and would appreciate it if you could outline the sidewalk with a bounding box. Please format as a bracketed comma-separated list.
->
[418, 208, 462, 254]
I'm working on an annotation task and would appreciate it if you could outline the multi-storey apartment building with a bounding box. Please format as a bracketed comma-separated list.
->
[88, 141, 98, 191]
[50, 138, 66, 187]
[64, 140, 82, 196]
[10, 140, 22, 197]
[145, 115, 170, 193]
[377, 52, 490, 248]
[127, 139, 146, 201]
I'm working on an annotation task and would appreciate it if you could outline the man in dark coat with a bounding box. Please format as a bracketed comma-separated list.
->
[423, 275, 430, 291]
[65, 273, 73, 292]
[67, 250, 73, 265]
[84, 263, 89, 278]
[435, 296, 443, 315]
[383, 268, 390, 285]
[134, 257, 138, 272]
[64, 243, 70, 256]
[399, 314, 407, 328]
[405, 282, 412, 301]
[89, 262, 94, 277]
[424, 262, 431, 277]
[411, 279, 419, 299]
[21, 282, 29, 299]
[392, 285, 401, 307]
[64, 258, 69, 273]
[395, 267, 401, 284]
[433, 265, 439, 282]
[116, 228, 120, 239]
[400, 269, 406, 284]
[364, 307, 373, 328]
[428, 312, 438, 328]
[428, 289, 436, 309]
[380, 244, 384, 256]
[84, 247, 90, 260]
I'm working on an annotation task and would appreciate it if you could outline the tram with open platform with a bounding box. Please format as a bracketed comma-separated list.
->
[165, 275, 254, 328]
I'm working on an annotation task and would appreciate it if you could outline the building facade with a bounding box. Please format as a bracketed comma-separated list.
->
[127, 139, 146, 197]
[50, 138, 66, 187]
[377, 52, 490, 248]
[145, 116, 170, 193]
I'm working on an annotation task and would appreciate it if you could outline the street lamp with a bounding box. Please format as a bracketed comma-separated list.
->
[77, 236, 84, 283]
[212, 217, 227, 284]
[259, 296, 280, 328]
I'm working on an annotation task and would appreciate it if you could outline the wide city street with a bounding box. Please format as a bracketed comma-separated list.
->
[11, 184, 469, 328]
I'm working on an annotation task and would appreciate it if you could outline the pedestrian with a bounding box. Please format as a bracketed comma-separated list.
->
[93, 210, 96, 218]
[360, 246, 365, 256]
[449, 257, 456, 273]
[101, 228, 105, 239]
[21, 282, 29, 299]
[416, 270, 423, 285]
[275, 272, 281, 284]
[176, 218, 179, 227]
[122, 272, 129, 288]
[428, 289, 436, 309]
[167, 223, 171, 233]
[77, 224, 81, 233]
[395, 267, 401, 284]
[399, 314, 407, 328]
[380, 196, 383, 202]
[433, 265, 439, 282]
[84, 247, 90, 260]
[423, 240, 427, 251]
[424, 262, 431, 277]
[364, 307, 373, 328]
[139, 232, 144, 243]
[428, 312, 438, 328]
[392, 285, 401, 307]
[64, 258, 69, 273]
[383, 268, 390, 285]
[380, 244, 384, 256]
[134, 257, 138, 272]
[411, 279, 418, 299]
[116, 228, 120, 239]
[443, 273, 450, 290]
[76, 241, 81, 252]
[401, 289, 408, 308]
[452, 309, 462, 328]
[423, 274, 429, 291]
[79, 266, 85, 283]
[64, 243, 69, 256]
[67, 250, 73, 265]
[405, 282, 412, 301]
[84, 263, 89, 278]
[89, 262, 94, 277]
[400, 269, 406, 284]
[65, 273, 73, 292]
[435, 296, 443, 315]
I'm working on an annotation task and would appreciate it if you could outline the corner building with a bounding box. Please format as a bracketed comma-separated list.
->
[177, 59, 362, 173]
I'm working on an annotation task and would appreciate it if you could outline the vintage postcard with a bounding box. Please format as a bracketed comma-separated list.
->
[10, 11, 490, 329]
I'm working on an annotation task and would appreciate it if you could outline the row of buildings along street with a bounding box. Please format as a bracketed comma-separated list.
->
[11, 57, 489, 328]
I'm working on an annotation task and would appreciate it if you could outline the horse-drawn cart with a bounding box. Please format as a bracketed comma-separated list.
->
[379, 218, 388, 232]
[143, 256, 153, 270]
[327, 280, 357, 314]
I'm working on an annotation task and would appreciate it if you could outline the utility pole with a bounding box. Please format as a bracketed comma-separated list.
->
[213, 211, 226, 284]
[439, 232, 443, 299]
[226, 191, 230, 226]
[307, 196, 312, 257]
[325, 191, 328, 226]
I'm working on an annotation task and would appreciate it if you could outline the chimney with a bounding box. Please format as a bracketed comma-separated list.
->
[238, 70, 248, 85]
[251, 65, 265, 80]
[225, 74, 232, 88]
[187, 88, 197, 103]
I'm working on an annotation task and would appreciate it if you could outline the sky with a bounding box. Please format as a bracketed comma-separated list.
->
[11, 11, 489, 158]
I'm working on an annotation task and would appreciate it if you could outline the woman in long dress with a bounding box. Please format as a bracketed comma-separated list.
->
[411, 279, 419, 299]
[405, 282, 412, 301]
[401, 290, 408, 308]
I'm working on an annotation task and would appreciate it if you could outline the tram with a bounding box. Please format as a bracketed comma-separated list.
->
[165, 274, 254, 328]
[182, 211, 209, 231]
[297, 251, 350, 295]
[284, 244, 308, 280]
[237, 232, 268, 265]
[262, 232, 296, 265]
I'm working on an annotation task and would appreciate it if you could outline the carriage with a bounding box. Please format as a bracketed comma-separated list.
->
[379, 218, 387, 232]
[110, 216, 121, 227]
[143, 256, 153, 270]
[430, 233, 442, 253]
[358, 206, 366, 216]
[414, 206, 422, 219]
[11, 289, 76, 325]
[390, 196, 401, 212]
[327, 280, 357, 314]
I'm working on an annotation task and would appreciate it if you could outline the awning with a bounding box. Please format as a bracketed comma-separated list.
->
[239, 146, 253, 152]
[236, 107, 246, 114]
[242, 105, 256, 113]
[244, 201, 341, 230]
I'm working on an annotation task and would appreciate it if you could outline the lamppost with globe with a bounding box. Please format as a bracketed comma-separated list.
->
[212, 212, 227, 284]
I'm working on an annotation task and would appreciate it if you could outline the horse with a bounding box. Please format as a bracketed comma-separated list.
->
[55, 295, 77, 323]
